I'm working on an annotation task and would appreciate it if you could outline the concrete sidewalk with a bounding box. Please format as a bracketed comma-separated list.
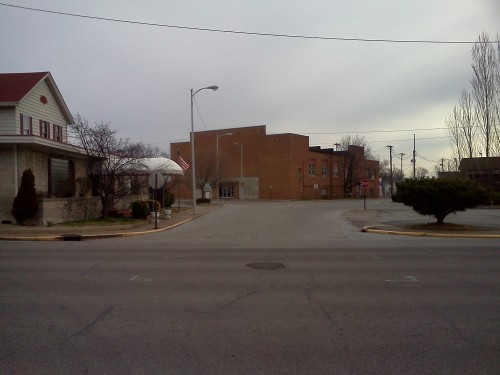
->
[0, 205, 218, 241]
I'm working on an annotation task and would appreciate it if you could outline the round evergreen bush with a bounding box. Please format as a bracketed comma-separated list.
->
[129, 200, 150, 219]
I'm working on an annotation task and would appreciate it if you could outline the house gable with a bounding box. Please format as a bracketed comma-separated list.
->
[0, 72, 73, 138]
[0, 72, 48, 103]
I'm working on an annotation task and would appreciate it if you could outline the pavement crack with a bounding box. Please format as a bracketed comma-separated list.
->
[318, 301, 340, 329]
[304, 274, 315, 302]
[80, 262, 106, 277]
[444, 318, 475, 344]
[304, 284, 312, 302]
[217, 284, 273, 311]
[0, 351, 16, 363]
[69, 305, 115, 338]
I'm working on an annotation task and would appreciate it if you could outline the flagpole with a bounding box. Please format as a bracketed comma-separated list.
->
[177, 148, 180, 211]
[177, 174, 180, 211]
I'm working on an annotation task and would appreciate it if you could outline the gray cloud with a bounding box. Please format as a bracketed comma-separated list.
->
[0, 0, 498, 173]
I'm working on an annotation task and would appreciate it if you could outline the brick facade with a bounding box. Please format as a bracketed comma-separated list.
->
[171, 126, 379, 200]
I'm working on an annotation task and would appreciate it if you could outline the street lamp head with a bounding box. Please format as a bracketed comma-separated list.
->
[207, 85, 219, 91]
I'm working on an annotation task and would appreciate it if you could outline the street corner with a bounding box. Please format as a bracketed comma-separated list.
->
[361, 225, 500, 238]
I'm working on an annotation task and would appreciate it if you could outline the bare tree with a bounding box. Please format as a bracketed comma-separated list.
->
[445, 107, 463, 162]
[446, 90, 477, 163]
[194, 148, 216, 194]
[493, 34, 500, 156]
[70, 114, 159, 217]
[434, 158, 459, 175]
[415, 167, 429, 179]
[338, 135, 375, 197]
[471, 32, 499, 158]
[458, 90, 477, 158]
[339, 134, 375, 159]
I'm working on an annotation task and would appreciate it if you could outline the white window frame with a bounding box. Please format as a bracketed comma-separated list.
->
[21, 114, 31, 135]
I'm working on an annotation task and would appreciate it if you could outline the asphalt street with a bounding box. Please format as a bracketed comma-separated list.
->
[1, 200, 499, 374]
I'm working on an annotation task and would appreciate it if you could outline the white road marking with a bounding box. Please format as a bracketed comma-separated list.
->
[386, 275, 418, 283]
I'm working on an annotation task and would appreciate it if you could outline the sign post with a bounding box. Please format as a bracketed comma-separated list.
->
[361, 179, 369, 210]
[148, 172, 165, 229]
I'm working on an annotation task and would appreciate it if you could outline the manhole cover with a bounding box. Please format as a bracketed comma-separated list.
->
[246, 262, 285, 270]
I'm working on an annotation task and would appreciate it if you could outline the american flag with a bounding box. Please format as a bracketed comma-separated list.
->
[178, 151, 190, 172]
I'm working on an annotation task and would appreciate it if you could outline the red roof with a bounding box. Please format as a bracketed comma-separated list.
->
[0, 72, 49, 103]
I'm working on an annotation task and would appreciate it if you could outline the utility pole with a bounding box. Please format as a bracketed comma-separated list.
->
[440, 158, 445, 172]
[412, 134, 416, 178]
[387, 145, 394, 197]
[399, 153, 405, 180]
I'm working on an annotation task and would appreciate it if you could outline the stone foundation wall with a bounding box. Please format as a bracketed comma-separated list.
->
[1, 194, 150, 226]
[39, 197, 102, 225]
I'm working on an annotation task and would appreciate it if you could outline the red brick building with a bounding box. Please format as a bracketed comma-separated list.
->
[171, 126, 379, 201]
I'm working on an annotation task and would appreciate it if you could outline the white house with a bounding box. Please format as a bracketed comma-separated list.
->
[0, 72, 93, 224]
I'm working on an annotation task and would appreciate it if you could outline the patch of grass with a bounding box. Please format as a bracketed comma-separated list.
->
[405, 223, 490, 231]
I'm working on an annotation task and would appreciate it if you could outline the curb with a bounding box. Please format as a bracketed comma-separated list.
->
[362, 226, 500, 239]
[0, 219, 193, 242]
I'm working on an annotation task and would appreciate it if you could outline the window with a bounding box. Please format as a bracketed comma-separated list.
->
[49, 158, 74, 197]
[20, 114, 32, 135]
[321, 160, 328, 177]
[220, 185, 233, 198]
[53, 125, 62, 142]
[308, 158, 316, 176]
[40, 120, 50, 138]
[332, 161, 339, 177]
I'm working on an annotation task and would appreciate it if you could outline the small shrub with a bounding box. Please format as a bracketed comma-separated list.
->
[490, 191, 500, 205]
[146, 199, 161, 212]
[196, 198, 211, 204]
[129, 200, 149, 219]
[163, 191, 176, 207]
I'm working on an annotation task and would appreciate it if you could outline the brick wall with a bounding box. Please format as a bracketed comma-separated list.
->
[171, 125, 380, 200]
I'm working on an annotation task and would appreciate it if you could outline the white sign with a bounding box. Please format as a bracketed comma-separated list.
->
[148, 172, 165, 189]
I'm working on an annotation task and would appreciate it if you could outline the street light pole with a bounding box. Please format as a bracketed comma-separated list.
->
[216, 132, 232, 205]
[191, 85, 218, 215]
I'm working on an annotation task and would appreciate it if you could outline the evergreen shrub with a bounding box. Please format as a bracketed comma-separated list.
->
[12, 169, 39, 225]
[129, 200, 149, 219]
[393, 178, 490, 224]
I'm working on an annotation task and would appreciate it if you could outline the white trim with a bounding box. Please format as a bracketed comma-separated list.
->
[0, 135, 87, 158]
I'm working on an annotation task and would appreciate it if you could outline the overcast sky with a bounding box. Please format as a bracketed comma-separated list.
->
[1, 0, 499, 174]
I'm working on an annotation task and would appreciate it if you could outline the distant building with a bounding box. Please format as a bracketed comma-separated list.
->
[171, 125, 379, 201]
[438, 157, 500, 191]
[460, 157, 500, 191]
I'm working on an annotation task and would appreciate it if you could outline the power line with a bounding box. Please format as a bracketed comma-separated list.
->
[303, 126, 449, 135]
[369, 136, 449, 143]
[0, 2, 496, 45]
[416, 153, 439, 163]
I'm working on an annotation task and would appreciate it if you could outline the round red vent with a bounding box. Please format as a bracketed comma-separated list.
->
[39, 95, 48, 105]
